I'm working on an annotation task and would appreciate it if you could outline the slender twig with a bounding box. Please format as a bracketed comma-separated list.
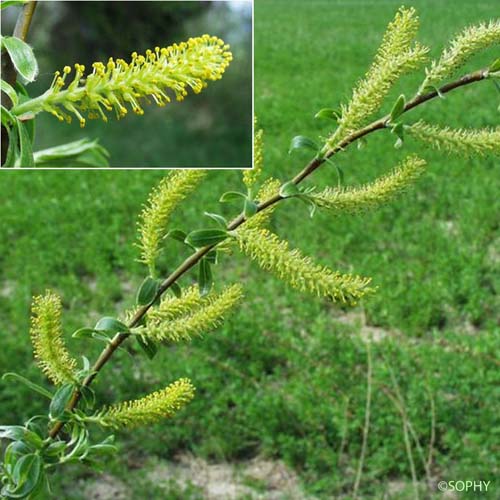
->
[1, 0, 38, 164]
[48, 67, 489, 440]
[352, 342, 372, 498]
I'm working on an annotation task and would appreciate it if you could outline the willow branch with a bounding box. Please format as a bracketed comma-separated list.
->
[48, 66, 489, 439]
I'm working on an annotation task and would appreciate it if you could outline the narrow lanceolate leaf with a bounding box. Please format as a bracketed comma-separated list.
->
[16, 118, 34, 167]
[235, 227, 373, 305]
[1, 35, 39, 82]
[137, 170, 206, 275]
[311, 156, 427, 214]
[142, 284, 243, 343]
[407, 121, 500, 156]
[325, 7, 428, 151]
[420, 19, 500, 91]
[243, 116, 264, 188]
[1, 79, 18, 106]
[30, 291, 77, 385]
[136, 276, 160, 306]
[97, 378, 195, 429]
[389, 94, 406, 122]
[2, 372, 53, 399]
[289, 135, 319, 154]
[315, 108, 341, 121]
[49, 383, 74, 419]
[185, 228, 228, 248]
[33, 138, 110, 168]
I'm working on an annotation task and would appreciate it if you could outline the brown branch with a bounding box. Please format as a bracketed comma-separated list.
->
[48, 67, 489, 440]
[1, 1, 38, 165]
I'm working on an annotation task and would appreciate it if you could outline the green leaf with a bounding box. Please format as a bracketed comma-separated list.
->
[80, 386, 96, 410]
[1, 103, 15, 127]
[0, 426, 42, 454]
[4, 441, 32, 466]
[205, 249, 218, 265]
[1, 0, 29, 9]
[185, 229, 228, 248]
[2, 35, 38, 82]
[2, 373, 53, 399]
[288, 135, 319, 154]
[198, 259, 213, 296]
[279, 181, 300, 198]
[204, 212, 228, 228]
[136, 276, 160, 306]
[15, 118, 34, 167]
[1, 79, 18, 106]
[391, 122, 405, 149]
[297, 195, 318, 218]
[166, 229, 188, 243]
[72, 327, 96, 339]
[243, 198, 258, 218]
[0, 426, 27, 441]
[314, 108, 340, 121]
[219, 191, 247, 203]
[94, 317, 129, 334]
[43, 440, 67, 457]
[49, 383, 74, 419]
[87, 442, 118, 458]
[489, 58, 500, 73]
[3, 117, 19, 167]
[170, 282, 182, 298]
[390, 94, 406, 122]
[33, 138, 109, 168]
[6, 453, 42, 498]
[137, 335, 158, 360]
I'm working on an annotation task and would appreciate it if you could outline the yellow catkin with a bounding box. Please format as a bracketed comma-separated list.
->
[407, 122, 500, 156]
[311, 156, 427, 214]
[30, 291, 77, 385]
[142, 284, 243, 342]
[420, 20, 500, 92]
[243, 117, 264, 189]
[137, 170, 207, 275]
[12, 35, 232, 125]
[234, 227, 374, 305]
[325, 7, 428, 151]
[98, 378, 195, 429]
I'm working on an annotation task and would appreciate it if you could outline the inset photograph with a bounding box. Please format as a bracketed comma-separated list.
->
[1, 0, 253, 168]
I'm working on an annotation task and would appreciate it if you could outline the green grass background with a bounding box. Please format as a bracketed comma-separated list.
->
[1, 0, 499, 498]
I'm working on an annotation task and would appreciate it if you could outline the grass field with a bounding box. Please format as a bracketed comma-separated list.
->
[1, 0, 499, 498]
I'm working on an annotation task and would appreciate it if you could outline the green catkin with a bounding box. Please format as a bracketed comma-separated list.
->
[407, 122, 500, 156]
[138, 170, 207, 275]
[142, 285, 243, 342]
[234, 227, 374, 305]
[311, 156, 427, 214]
[30, 291, 77, 385]
[98, 378, 195, 429]
[420, 20, 500, 92]
[325, 7, 428, 151]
